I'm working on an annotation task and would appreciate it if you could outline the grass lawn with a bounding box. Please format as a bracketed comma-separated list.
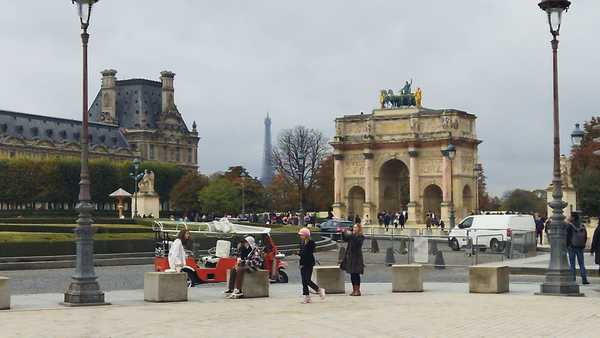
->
[0, 232, 153, 243]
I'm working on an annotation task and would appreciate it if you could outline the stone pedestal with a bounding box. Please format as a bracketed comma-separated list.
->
[144, 272, 188, 302]
[362, 202, 375, 225]
[406, 202, 419, 226]
[0, 277, 10, 310]
[332, 203, 346, 220]
[132, 192, 160, 219]
[391, 264, 423, 292]
[313, 266, 345, 294]
[469, 266, 509, 294]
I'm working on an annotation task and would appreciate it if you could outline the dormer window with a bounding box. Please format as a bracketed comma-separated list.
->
[59, 130, 67, 139]
[46, 129, 53, 137]
[31, 127, 39, 136]
[99, 135, 106, 143]
[16, 125, 23, 134]
[0, 124, 7, 132]
[74, 132, 80, 140]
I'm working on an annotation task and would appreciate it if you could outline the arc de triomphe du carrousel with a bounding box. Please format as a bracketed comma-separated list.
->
[331, 82, 481, 226]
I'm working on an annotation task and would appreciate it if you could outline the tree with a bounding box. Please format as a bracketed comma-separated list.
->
[476, 164, 498, 212]
[501, 189, 546, 215]
[272, 126, 330, 212]
[307, 154, 334, 211]
[571, 116, 600, 216]
[266, 173, 298, 212]
[197, 178, 240, 216]
[170, 172, 209, 213]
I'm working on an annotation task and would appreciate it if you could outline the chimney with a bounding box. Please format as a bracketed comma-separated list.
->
[160, 71, 176, 113]
[100, 69, 117, 123]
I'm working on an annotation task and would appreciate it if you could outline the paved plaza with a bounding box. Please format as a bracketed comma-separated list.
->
[2, 282, 600, 338]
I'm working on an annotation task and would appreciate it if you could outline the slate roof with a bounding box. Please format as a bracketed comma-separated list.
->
[0, 109, 130, 149]
[88, 79, 167, 130]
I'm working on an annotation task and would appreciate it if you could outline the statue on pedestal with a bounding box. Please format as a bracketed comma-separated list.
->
[138, 170, 156, 194]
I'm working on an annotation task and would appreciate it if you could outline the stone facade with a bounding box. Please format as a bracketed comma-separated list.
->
[0, 70, 199, 170]
[332, 104, 481, 226]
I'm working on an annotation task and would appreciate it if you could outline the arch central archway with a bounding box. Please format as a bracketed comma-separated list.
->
[378, 159, 409, 213]
[348, 186, 365, 220]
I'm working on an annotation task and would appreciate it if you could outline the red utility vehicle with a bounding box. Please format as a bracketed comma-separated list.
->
[153, 221, 288, 286]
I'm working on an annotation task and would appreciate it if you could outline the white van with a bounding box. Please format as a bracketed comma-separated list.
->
[448, 214, 535, 251]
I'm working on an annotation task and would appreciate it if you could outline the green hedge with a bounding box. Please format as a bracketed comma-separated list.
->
[0, 217, 135, 225]
[0, 224, 152, 234]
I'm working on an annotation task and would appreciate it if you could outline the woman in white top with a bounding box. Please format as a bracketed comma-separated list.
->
[168, 229, 191, 272]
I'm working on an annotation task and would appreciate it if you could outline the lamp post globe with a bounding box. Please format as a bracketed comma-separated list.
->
[536, 0, 581, 297]
[571, 123, 584, 147]
[538, 0, 571, 36]
[63, 0, 108, 306]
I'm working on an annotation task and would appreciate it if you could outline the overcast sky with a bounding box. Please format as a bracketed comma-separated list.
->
[1, 1, 598, 196]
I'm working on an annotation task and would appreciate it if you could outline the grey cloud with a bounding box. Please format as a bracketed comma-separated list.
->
[0, 0, 598, 196]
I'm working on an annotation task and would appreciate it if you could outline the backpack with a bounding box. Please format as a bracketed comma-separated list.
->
[571, 225, 587, 248]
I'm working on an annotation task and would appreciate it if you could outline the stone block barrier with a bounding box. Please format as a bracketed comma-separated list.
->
[0, 276, 9, 310]
[469, 265, 509, 294]
[313, 266, 345, 294]
[238, 269, 270, 298]
[144, 272, 188, 302]
[391, 264, 423, 292]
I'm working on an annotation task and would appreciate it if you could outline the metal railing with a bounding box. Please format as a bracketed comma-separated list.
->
[358, 226, 537, 268]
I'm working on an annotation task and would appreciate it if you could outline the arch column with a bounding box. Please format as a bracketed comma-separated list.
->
[332, 152, 346, 218]
[407, 147, 419, 225]
[363, 150, 375, 223]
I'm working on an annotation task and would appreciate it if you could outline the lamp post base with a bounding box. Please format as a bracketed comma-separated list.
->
[536, 271, 583, 297]
[63, 278, 110, 306]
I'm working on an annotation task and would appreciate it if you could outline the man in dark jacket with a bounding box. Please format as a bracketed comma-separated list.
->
[566, 213, 589, 285]
[590, 218, 600, 275]
[383, 212, 391, 232]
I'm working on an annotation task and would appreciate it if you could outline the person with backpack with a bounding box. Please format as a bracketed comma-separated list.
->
[566, 212, 589, 285]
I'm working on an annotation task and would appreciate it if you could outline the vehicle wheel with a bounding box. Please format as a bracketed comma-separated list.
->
[450, 238, 460, 251]
[277, 270, 289, 283]
[490, 239, 500, 252]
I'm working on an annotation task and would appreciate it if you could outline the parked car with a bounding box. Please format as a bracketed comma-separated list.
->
[448, 214, 535, 252]
[317, 219, 354, 240]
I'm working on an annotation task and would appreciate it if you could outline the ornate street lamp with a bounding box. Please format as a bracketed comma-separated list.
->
[571, 123, 584, 147]
[63, 0, 108, 306]
[473, 163, 483, 214]
[442, 144, 457, 229]
[536, 0, 582, 297]
[130, 158, 142, 218]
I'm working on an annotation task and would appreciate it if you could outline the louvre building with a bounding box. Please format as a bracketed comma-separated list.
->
[0, 69, 199, 170]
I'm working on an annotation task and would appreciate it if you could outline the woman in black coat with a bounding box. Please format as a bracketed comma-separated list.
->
[590, 220, 600, 274]
[340, 220, 365, 296]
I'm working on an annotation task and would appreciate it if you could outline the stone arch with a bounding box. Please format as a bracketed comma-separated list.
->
[462, 184, 474, 218]
[378, 159, 409, 213]
[423, 184, 443, 222]
[347, 186, 365, 221]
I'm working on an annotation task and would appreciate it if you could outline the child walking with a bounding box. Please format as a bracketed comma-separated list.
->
[298, 227, 325, 303]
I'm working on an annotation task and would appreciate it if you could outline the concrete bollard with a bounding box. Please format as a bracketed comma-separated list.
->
[434, 250, 445, 270]
[371, 238, 380, 253]
[0, 277, 10, 310]
[385, 247, 396, 266]
[313, 266, 345, 294]
[469, 266, 510, 294]
[391, 265, 423, 292]
[144, 272, 188, 302]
